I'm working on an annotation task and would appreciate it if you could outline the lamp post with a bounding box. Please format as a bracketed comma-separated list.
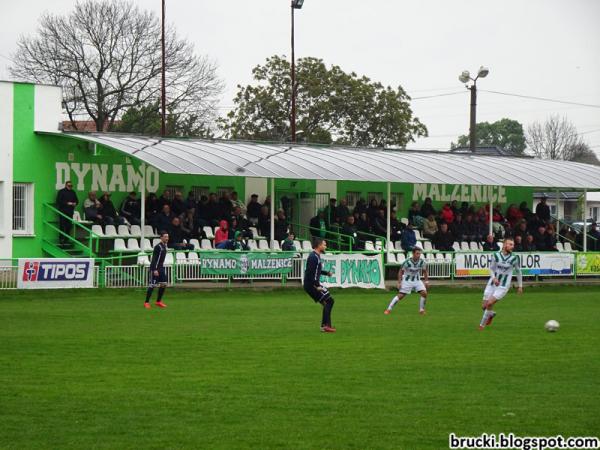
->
[458, 66, 489, 152]
[290, 0, 304, 143]
[161, 0, 166, 137]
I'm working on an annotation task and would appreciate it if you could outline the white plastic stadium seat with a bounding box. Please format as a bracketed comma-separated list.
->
[201, 239, 213, 250]
[414, 230, 423, 240]
[164, 253, 174, 266]
[176, 252, 187, 263]
[435, 253, 445, 261]
[497, 242, 503, 250]
[469, 241, 479, 251]
[144, 225, 158, 238]
[137, 255, 150, 266]
[563, 242, 573, 252]
[187, 252, 200, 264]
[293, 240, 302, 251]
[203, 226, 215, 239]
[394, 241, 403, 251]
[386, 241, 395, 252]
[105, 225, 118, 237]
[271, 241, 281, 251]
[365, 241, 375, 251]
[249, 227, 265, 239]
[152, 238, 161, 247]
[259, 240, 270, 250]
[302, 241, 312, 252]
[386, 253, 397, 264]
[400, 218, 409, 226]
[142, 238, 153, 252]
[556, 242, 564, 252]
[423, 241, 433, 252]
[118, 225, 131, 237]
[113, 238, 127, 252]
[189, 239, 201, 249]
[452, 242, 461, 252]
[91, 224, 104, 237]
[130, 225, 142, 237]
[396, 253, 406, 265]
[247, 239, 258, 251]
[127, 238, 140, 252]
[460, 242, 470, 251]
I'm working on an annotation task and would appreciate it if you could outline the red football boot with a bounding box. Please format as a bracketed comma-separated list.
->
[155, 301, 167, 308]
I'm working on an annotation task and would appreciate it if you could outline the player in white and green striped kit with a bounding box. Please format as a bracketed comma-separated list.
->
[385, 245, 429, 315]
[479, 237, 524, 330]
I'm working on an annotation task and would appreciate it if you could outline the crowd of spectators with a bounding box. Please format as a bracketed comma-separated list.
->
[306, 195, 600, 252]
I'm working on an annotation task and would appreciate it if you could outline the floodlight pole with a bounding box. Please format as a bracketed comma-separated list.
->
[270, 179, 275, 249]
[140, 163, 146, 254]
[583, 189, 588, 252]
[489, 194, 493, 238]
[161, 0, 166, 137]
[386, 182, 391, 253]
[469, 84, 477, 153]
[555, 189, 560, 231]
[290, 2, 296, 143]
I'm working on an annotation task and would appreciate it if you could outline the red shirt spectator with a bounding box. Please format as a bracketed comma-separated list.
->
[506, 204, 523, 227]
[440, 204, 455, 224]
[214, 220, 229, 245]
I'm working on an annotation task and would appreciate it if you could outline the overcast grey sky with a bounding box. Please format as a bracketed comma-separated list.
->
[1, 0, 599, 154]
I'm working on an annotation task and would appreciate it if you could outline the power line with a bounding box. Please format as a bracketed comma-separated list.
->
[411, 91, 466, 100]
[480, 89, 600, 109]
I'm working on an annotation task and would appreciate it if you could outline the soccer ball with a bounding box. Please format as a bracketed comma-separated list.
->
[544, 320, 560, 332]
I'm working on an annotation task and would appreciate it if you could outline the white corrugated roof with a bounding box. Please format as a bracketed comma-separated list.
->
[49, 132, 600, 189]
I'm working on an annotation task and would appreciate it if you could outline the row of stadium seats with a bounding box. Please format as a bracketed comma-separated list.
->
[111, 238, 312, 253]
[91, 224, 159, 239]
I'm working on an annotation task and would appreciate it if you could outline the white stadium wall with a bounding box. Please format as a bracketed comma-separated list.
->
[0, 82, 14, 259]
[34, 84, 62, 133]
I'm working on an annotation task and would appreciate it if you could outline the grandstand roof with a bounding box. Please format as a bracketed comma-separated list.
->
[47, 132, 600, 189]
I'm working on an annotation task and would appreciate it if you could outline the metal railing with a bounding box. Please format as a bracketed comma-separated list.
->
[42, 203, 101, 257]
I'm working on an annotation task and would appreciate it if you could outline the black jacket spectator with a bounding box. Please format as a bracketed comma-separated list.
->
[482, 237, 497, 251]
[274, 211, 289, 242]
[535, 198, 551, 223]
[432, 224, 454, 251]
[450, 215, 467, 241]
[246, 195, 262, 223]
[171, 192, 186, 217]
[258, 207, 271, 239]
[420, 197, 436, 218]
[121, 192, 141, 225]
[156, 206, 174, 233]
[99, 193, 123, 225]
[309, 212, 327, 238]
[532, 228, 548, 251]
[56, 182, 79, 244]
[372, 211, 387, 237]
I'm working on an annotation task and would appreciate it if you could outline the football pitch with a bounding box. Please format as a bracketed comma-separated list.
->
[1, 285, 599, 449]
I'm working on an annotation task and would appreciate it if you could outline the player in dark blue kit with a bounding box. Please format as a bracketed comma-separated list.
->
[304, 238, 336, 333]
[145, 231, 169, 309]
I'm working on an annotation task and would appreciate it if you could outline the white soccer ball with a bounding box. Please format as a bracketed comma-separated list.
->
[545, 320, 560, 332]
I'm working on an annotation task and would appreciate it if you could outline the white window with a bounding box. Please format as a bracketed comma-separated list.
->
[191, 186, 210, 200]
[368, 192, 383, 204]
[345, 191, 361, 208]
[12, 183, 34, 235]
[390, 192, 403, 211]
[165, 185, 184, 199]
[590, 207, 599, 222]
[217, 186, 234, 198]
[550, 205, 557, 216]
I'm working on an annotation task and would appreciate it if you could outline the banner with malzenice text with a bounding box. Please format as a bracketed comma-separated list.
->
[199, 252, 294, 276]
[454, 252, 574, 277]
[303, 253, 385, 289]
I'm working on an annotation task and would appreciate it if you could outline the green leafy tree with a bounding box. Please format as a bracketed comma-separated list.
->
[114, 101, 213, 137]
[219, 55, 427, 147]
[452, 118, 526, 154]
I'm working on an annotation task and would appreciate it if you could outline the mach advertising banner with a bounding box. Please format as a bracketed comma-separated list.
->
[303, 253, 385, 289]
[576, 253, 600, 275]
[455, 252, 574, 277]
[199, 252, 294, 276]
[18, 258, 95, 289]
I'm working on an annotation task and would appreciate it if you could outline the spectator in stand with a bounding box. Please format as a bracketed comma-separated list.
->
[523, 234, 536, 252]
[505, 203, 523, 228]
[514, 220, 528, 241]
[390, 211, 403, 242]
[219, 192, 233, 220]
[440, 203, 454, 224]
[401, 223, 417, 251]
[231, 191, 245, 215]
[519, 201, 532, 222]
[246, 194, 262, 226]
[342, 216, 361, 250]
[589, 223, 600, 251]
[514, 235, 525, 251]
[532, 225, 548, 251]
[171, 191, 186, 218]
[366, 198, 380, 222]
[281, 232, 297, 251]
[422, 214, 438, 240]
[258, 205, 272, 240]
[274, 209, 289, 241]
[336, 198, 351, 224]
[214, 220, 229, 245]
[194, 195, 209, 228]
[184, 191, 197, 211]
[432, 222, 455, 252]
[83, 191, 104, 224]
[323, 198, 338, 226]
[99, 192, 124, 226]
[450, 200, 459, 217]
[407, 201, 423, 227]
[463, 214, 478, 242]
[168, 217, 194, 250]
[353, 198, 367, 216]
[145, 193, 161, 228]
[459, 201, 470, 217]
[228, 217, 239, 239]
[121, 192, 141, 225]
[205, 193, 221, 227]
[156, 204, 174, 233]
[559, 225, 575, 244]
[545, 224, 558, 251]
[356, 212, 371, 237]
[216, 231, 249, 250]
[158, 190, 172, 209]
[420, 197, 436, 219]
[182, 208, 197, 239]
[231, 206, 250, 236]
[56, 180, 78, 245]
[372, 209, 387, 237]
[450, 214, 467, 242]
[309, 210, 327, 239]
[263, 195, 272, 211]
[528, 213, 545, 234]
[536, 196, 551, 223]
[482, 234, 497, 251]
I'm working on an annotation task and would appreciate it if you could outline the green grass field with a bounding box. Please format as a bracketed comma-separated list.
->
[1, 285, 599, 449]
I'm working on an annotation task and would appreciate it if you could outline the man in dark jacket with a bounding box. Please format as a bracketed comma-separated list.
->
[432, 223, 455, 251]
[309, 210, 327, 239]
[535, 196, 551, 223]
[246, 194, 262, 226]
[303, 238, 335, 333]
[56, 181, 78, 245]
[99, 192, 124, 225]
[121, 192, 141, 225]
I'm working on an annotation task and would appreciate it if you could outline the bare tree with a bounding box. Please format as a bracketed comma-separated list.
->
[568, 142, 600, 165]
[10, 0, 223, 132]
[526, 115, 587, 161]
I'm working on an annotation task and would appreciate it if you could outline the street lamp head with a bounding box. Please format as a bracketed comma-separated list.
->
[292, 0, 304, 9]
[477, 66, 489, 78]
[458, 70, 470, 84]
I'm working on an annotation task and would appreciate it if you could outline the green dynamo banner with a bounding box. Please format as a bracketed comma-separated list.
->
[199, 252, 294, 275]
